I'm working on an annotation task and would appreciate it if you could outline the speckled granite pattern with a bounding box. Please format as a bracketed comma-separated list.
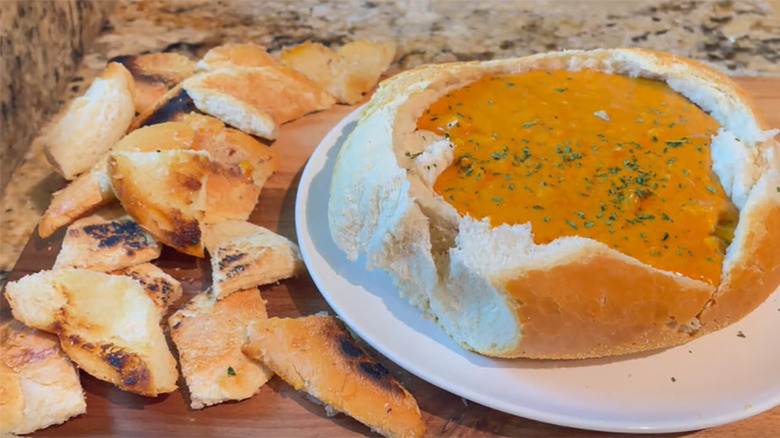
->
[1, 0, 779, 286]
[0, 0, 114, 192]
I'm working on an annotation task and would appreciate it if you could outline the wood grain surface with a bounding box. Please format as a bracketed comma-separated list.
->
[3, 77, 779, 437]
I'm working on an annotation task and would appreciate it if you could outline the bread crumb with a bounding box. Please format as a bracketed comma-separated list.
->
[593, 110, 611, 121]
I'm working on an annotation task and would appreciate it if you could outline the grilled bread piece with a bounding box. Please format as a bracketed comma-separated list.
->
[182, 66, 336, 139]
[5, 269, 179, 396]
[196, 43, 278, 70]
[243, 315, 425, 438]
[169, 288, 273, 409]
[38, 120, 197, 238]
[53, 208, 161, 271]
[40, 113, 275, 239]
[280, 40, 396, 104]
[43, 62, 136, 180]
[328, 48, 780, 359]
[38, 160, 116, 239]
[203, 220, 304, 299]
[0, 320, 86, 435]
[109, 149, 259, 257]
[111, 263, 183, 315]
[110, 52, 197, 113]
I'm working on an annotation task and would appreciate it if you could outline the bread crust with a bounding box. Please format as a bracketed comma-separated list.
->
[243, 315, 425, 437]
[328, 48, 780, 359]
[111, 52, 196, 113]
[182, 66, 336, 139]
[44, 62, 136, 180]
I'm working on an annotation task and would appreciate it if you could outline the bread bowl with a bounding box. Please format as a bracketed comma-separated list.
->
[328, 48, 780, 359]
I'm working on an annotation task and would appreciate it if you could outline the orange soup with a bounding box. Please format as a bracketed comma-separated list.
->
[417, 69, 738, 286]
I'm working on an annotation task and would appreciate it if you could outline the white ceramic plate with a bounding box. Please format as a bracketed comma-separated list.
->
[294, 107, 780, 433]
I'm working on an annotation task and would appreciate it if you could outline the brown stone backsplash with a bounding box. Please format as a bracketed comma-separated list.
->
[0, 0, 115, 192]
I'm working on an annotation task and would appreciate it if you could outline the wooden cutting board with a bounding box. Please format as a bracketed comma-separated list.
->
[4, 77, 780, 437]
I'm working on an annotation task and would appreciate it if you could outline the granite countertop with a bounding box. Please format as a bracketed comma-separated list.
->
[2, 0, 779, 284]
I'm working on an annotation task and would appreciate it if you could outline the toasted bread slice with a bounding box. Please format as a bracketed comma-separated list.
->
[280, 40, 395, 104]
[203, 220, 304, 299]
[243, 315, 425, 438]
[53, 207, 161, 271]
[109, 149, 210, 257]
[182, 66, 336, 139]
[5, 269, 179, 397]
[111, 263, 183, 315]
[0, 320, 86, 435]
[38, 120, 198, 239]
[196, 43, 278, 70]
[110, 149, 258, 257]
[38, 159, 116, 239]
[111, 52, 196, 113]
[169, 288, 273, 409]
[129, 85, 199, 131]
[44, 62, 136, 179]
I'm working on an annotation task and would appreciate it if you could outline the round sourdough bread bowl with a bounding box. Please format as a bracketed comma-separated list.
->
[327, 48, 780, 359]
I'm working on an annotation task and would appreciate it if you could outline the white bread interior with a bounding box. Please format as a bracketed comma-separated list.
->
[43, 63, 136, 180]
[328, 48, 780, 359]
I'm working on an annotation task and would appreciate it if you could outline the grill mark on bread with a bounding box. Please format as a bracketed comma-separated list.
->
[138, 88, 198, 128]
[243, 315, 423, 435]
[65, 333, 153, 393]
[81, 220, 150, 250]
[176, 174, 203, 192]
[218, 251, 246, 269]
[124, 270, 174, 303]
[111, 55, 185, 87]
[358, 361, 390, 382]
[216, 249, 251, 278]
[165, 216, 202, 250]
[338, 337, 365, 358]
[324, 318, 404, 395]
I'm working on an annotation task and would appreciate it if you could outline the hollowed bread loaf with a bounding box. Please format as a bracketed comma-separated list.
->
[328, 49, 780, 359]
